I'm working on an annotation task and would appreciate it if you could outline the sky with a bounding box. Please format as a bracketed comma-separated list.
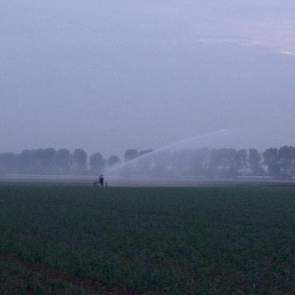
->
[1, 0, 295, 156]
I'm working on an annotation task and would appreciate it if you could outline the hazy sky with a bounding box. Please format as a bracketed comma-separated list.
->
[1, 1, 295, 156]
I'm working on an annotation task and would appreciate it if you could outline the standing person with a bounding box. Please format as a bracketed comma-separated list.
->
[99, 174, 104, 187]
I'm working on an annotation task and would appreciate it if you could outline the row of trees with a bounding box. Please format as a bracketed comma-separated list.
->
[0, 148, 149, 175]
[203, 146, 295, 178]
[115, 146, 295, 179]
[1, 146, 295, 178]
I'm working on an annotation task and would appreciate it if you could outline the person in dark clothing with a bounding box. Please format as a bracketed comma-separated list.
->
[99, 174, 104, 187]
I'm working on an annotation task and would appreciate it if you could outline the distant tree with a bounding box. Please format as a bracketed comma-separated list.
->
[40, 148, 56, 173]
[209, 148, 239, 177]
[33, 149, 43, 172]
[208, 149, 220, 176]
[236, 149, 248, 173]
[190, 148, 210, 176]
[249, 149, 262, 175]
[55, 149, 71, 173]
[278, 146, 295, 178]
[90, 152, 105, 173]
[72, 149, 87, 172]
[18, 150, 34, 173]
[263, 148, 280, 177]
[227, 149, 239, 176]
[108, 155, 120, 167]
[0, 153, 17, 174]
[18, 148, 54, 174]
[124, 149, 138, 161]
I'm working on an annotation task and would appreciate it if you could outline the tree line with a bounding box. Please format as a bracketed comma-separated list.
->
[0, 148, 152, 176]
[1, 146, 295, 179]
[114, 146, 295, 179]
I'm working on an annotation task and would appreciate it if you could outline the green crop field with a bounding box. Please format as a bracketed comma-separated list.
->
[1, 185, 295, 294]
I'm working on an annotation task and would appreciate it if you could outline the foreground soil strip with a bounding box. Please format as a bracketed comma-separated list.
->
[0, 254, 140, 295]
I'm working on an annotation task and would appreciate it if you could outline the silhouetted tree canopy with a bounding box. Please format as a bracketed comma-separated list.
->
[72, 149, 87, 172]
[108, 155, 121, 167]
[124, 149, 139, 161]
[263, 148, 280, 177]
[1, 146, 295, 179]
[249, 149, 262, 175]
[55, 149, 71, 173]
[90, 152, 105, 173]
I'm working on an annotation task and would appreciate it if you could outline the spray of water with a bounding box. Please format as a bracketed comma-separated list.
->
[105, 129, 236, 183]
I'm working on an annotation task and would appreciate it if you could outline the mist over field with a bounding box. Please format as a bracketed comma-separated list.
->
[0, 0, 295, 156]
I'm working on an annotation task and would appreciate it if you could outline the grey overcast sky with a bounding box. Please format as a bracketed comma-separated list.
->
[1, 0, 295, 156]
